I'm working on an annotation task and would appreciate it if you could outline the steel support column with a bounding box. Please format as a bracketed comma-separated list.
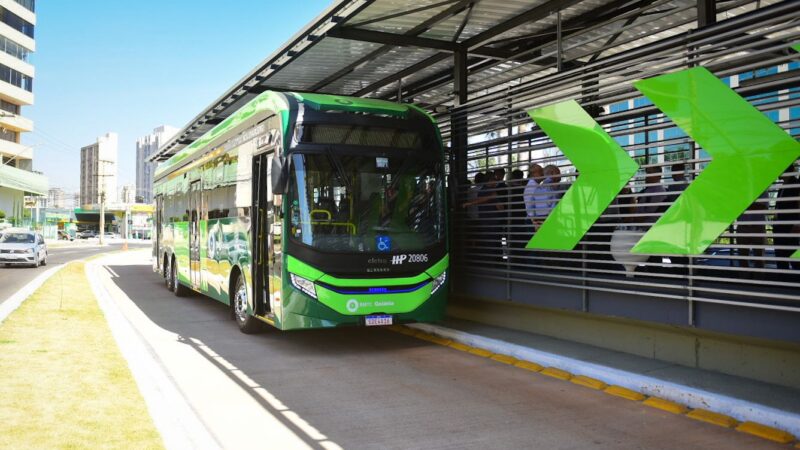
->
[451, 49, 469, 184]
[697, 0, 716, 28]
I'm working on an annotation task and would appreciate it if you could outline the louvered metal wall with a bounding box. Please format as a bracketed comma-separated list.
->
[443, 0, 800, 342]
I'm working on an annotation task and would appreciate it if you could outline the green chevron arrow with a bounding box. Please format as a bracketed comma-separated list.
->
[793, 250, 799, 259]
[631, 67, 800, 255]
[525, 100, 639, 250]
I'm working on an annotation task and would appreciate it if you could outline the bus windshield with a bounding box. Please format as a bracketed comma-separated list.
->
[289, 150, 444, 253]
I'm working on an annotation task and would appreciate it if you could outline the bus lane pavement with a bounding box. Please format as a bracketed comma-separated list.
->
[92, 250, 784, 450]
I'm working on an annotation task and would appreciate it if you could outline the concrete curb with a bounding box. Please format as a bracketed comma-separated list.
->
[0, 264, 65, 324]
[85, 258, 220, 450]
[409, 322, 800, 439]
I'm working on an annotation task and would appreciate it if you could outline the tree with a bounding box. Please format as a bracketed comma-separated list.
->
[0, 209, 5, 219]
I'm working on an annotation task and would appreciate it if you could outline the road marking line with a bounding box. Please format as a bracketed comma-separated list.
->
[405, 322, 800, 442]
[489, 354, 517, 365]
[514, 360, 543, 372]
[392, 323, 800, 445]
[0, 264, 65, 324]
[448, 342, 471, 352]
[570, 375, 607, 390]
[736, 421, 795, 444]
[467, 347, 493, 357]
[604, 385, 646, 402]
[416, 332, 451, 346]
[643, 397, 688, 415]
[86, 257, 221, 450]
[541, 367, 572, 381]
[686, 409, 738, 428]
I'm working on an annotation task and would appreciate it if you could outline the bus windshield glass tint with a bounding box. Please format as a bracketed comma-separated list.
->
[296, 124, 422, 149]
[289, 151, 444, 252]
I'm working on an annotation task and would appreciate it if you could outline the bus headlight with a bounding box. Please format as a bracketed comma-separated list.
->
[430, 271, 447, 295]
[290, 273, 317, 299]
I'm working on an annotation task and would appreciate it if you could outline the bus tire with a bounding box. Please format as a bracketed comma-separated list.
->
[232, 272, 262, 334]
[165, 256, 174, 291]
[172, 258, 189, 297]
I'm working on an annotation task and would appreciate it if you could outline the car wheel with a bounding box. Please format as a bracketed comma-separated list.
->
[41, 253, 47, 266]
[232, 272, 262, 334]
[172, 259, 189, 297]
[32, 256, 39, 268]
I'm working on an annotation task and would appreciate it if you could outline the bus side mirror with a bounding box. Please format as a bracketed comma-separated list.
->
[271, 156, 288, 194]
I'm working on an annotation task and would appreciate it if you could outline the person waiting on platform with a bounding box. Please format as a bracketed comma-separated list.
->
[524, 164, 560, 230]
[637, 165, 668, 226]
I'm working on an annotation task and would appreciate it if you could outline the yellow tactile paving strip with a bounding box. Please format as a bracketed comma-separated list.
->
[388, 325, 798, 447]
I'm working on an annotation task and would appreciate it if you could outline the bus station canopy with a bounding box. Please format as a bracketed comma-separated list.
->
[151, 0, 786, 162]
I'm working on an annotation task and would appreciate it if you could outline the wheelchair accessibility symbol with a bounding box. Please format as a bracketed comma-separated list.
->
[376, 235, 391, 252]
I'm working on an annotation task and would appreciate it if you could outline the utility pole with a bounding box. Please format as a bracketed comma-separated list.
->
[94, 158, 114, 247]
[99, 190, 105, 246]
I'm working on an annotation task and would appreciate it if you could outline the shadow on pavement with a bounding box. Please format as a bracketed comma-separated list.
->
[106, 262, 786, 450]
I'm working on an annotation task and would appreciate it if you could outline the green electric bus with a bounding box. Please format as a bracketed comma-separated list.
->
[153, 91, 448, 332]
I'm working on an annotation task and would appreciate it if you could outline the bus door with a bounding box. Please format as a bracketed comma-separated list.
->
[252, 152, 273, 316]
[189, 181, 202, 289]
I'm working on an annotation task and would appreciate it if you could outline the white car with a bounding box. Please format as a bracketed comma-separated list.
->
[0, 230, 47, 267]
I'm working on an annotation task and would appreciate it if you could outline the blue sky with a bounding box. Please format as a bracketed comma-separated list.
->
[24, 0, 331, 193]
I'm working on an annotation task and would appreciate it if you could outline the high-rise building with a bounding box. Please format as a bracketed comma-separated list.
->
[136, 125, 177, 203]
[0, 0, 46, 220]
[80, 132, 118, 206]
[120, 184, 135, 204]
[48, 187, 65, 208]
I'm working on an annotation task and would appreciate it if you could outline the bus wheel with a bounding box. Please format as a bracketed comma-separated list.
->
[172, 258, 189, 297]
[165, 257, 174, 291]
[233, 273, 262, 334]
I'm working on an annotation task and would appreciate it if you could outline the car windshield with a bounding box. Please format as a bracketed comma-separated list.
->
[289, 150, 445, 253]
[0, 233, 34, 244]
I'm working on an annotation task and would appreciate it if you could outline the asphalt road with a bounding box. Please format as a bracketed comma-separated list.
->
[0, 240, 150, 305]
[95, 251, 783, 450]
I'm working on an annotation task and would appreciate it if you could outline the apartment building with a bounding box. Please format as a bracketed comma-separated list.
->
[80, 132, 118, 207]
[136, 125, 177, 204]
[0, 0, 46, 220]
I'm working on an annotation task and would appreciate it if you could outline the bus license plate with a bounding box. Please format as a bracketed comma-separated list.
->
[365, 314, 393, 326]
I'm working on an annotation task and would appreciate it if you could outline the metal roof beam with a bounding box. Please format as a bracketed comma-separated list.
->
[462, 0, 586, 51]
[347, 0, 460, 28]
[311, 0, 475, 92]
[328, 27, 459, 51]
[376, 0, 652, 100]
[353, 53, 451, 97]
[327, 27, 513, 58]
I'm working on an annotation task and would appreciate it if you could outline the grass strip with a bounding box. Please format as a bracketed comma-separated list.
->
[0, 262, 164, 449]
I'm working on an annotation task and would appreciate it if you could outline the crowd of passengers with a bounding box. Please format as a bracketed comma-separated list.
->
[460, 161, 800, 278]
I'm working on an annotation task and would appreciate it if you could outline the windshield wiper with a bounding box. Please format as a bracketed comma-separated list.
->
[325, 147, 352, 192]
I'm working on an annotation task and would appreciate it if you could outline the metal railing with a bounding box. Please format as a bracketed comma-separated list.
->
[443, 0, 800, 322]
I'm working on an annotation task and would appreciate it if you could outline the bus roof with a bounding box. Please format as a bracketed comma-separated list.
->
[155, 91, 435, 180]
